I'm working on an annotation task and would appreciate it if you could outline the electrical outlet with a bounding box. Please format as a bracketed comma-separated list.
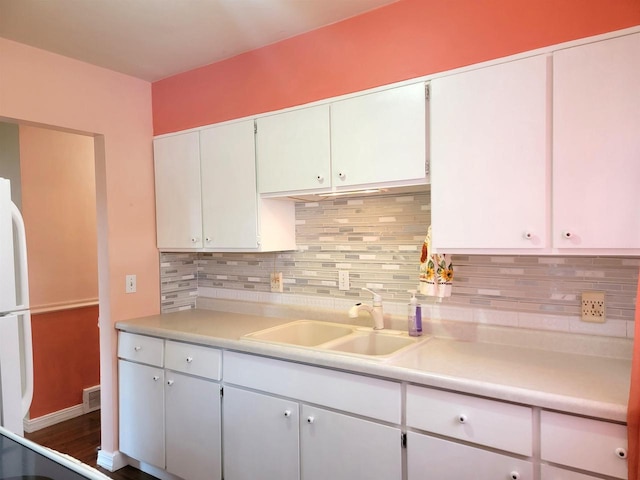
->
[338, 270, 350, 291]
[270, 272, 283, 293]
[581, 291, 605, 323]
[125, 274, 136, 294]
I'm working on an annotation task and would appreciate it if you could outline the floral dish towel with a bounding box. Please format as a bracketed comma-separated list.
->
[419, 225, 453, 298]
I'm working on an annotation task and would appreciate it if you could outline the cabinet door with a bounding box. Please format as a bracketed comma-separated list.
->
[300, 405, 401, 480]
[153, 132, 202, 249]
[200, 121, 259, 249]
[118, 360, 164, 468]
[407, 432, 533, 480]
[256, 105, 331, 194]
[222, 386, 299, 480]
[430, 55, 549, 250]
[331, 83, 427, 188]
[541, 465, 604, 480]
[553, 33, 640, 249]
[165, 372, 221, 480]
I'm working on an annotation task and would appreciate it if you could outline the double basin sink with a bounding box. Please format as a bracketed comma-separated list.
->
[241, 319, 429, 361]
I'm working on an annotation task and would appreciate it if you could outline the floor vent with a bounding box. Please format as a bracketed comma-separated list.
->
[82, 385, 101, 413]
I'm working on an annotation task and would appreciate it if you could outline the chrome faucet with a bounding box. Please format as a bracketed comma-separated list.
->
[348, 288, 384, 330]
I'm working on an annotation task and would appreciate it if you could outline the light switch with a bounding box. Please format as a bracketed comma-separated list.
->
[126, 274, 137, 294]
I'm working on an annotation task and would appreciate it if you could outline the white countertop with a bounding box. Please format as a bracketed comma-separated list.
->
[115, 308, 631, 422]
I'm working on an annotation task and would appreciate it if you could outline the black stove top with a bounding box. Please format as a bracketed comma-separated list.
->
[0, 433, 96, 480]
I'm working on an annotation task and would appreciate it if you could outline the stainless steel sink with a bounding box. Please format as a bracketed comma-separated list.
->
[241, 320, 428, 361]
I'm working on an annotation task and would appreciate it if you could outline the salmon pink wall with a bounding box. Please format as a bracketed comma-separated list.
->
[0, 38, 157, 460]
[19, 125, 98, 308]
[19, 125, 99, 419]
[152, 0, 640, 135]
[30, 306, 100, 418]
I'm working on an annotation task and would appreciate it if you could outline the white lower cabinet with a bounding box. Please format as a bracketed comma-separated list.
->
[165, 371, 221, 480]
[118, 360, 165, 468]
[541, 411, 628, 479]
[222, 351, 402, 480]
[118, 334, 222, 480]
[407, 432, 533, 480]
[223, 386, 300, 480]
[540, 464, 604, 480]
[300, 404, 401, 480]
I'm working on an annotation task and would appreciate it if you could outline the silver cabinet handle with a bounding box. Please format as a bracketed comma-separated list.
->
[134, 346, 141, 351]
[510, 471, 520, 480]
[284, 410, 292, 418]
[457, 414, 468, 424]
[186, 356, 193, 363]
[152, 375, 160, 381]
[167, 379, 174, 386]
[307, 416, 315, 424]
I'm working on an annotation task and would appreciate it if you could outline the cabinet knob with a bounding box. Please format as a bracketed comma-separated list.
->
[523, 232, 533, 240]
[283, 410, 292, 418]
[191, 237, 198, 243]
[167, 379, 174, 386]
[338, 172, 346, 180]
[562, 231, 572, 239]
[616, 447, 628, 459]
[316, 175, 324, 183]
[457, 414, 468, 424]
[205, 237, 212, 243]
[186, 356, 193, 363]
[134, 346, 142, 351]
[152, 375, 160, 381]
[509, 471, 520, 480]
[307, 416, 315, 424]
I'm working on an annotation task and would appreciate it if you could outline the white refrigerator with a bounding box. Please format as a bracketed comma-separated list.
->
[0, 177, 33, 436]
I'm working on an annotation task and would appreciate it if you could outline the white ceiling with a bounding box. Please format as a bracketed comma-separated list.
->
[0, 0, 398, 82]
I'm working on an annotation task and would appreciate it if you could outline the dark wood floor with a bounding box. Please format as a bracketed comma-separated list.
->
[25, 410, 158, 480]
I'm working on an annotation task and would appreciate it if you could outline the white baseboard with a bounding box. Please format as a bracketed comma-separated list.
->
[23, 403, 87, 433]
[97, 449, 128, 472]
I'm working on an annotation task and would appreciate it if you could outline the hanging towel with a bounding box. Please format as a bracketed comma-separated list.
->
[419, 225, 453, 298]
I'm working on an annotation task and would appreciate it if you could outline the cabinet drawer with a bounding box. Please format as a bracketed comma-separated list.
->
[406, 385, 532, 456]
[165, 341, 221, 380]
[118, 332, 164, 367]
[407, 432, 533, 480]
[223, 351, 401, 423]
[540, 411, 627, 479]
[541, 464, 603, 480]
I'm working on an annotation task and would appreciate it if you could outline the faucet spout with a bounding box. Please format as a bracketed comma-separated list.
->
[348, 301, 384, 330]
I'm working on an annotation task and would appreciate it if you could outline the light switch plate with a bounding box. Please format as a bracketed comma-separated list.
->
[581, 291, 605, 323]
[125, 274, 136, 294]
[338, 270, 350, 291]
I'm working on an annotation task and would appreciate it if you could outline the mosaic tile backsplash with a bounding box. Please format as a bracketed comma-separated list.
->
[160, 189, 639, 338]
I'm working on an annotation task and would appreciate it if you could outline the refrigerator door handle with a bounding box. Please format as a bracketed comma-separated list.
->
[10, 202, 33, 418]
[10, 202, 29, 309]
[19, 310, 33, 419]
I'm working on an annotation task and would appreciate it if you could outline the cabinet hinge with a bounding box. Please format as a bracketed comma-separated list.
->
[254, 122, 257, 134]
[425, 83, 430, 101]
[220, 387, 224, 398]
[401, 432, 407, 449]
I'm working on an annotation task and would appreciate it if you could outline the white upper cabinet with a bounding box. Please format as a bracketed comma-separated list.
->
[430, 55, 549, 250]
[256, 105, 331, 194]
[200, 120, 259, 249]
[331, 82, 427, 189]
[154, 121, 296, 252]
[154, 132, 202, 249]
[552, 33, 640, 250]
[255, 83, 428, 195]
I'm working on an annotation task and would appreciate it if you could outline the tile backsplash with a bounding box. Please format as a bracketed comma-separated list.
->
[160, 188, 639, 338]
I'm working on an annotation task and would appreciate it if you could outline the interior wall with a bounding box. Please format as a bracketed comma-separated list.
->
[0, 122, 21, 207]
[0, 38, 156, 455]
[18, 125, 100, 419]
[19, 125, 98, 307]
[152, 0, 640, 135]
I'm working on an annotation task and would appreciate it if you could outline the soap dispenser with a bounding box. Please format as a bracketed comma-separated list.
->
[407, 290, 420, 337]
